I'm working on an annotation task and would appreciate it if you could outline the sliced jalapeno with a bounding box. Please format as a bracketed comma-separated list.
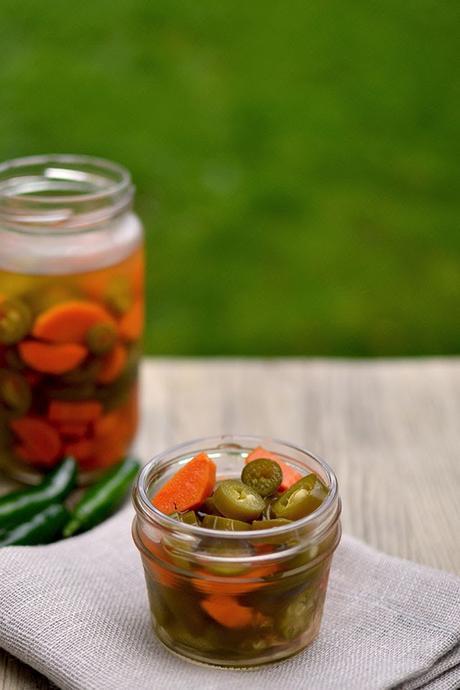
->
[0, 369, 31, 418]
[157, 585, 208, 635]
[86, 322, 117, 356]
[251, 518, 292, 529]
[199, 495, 222, 516]
[25, 283, 81, 316]
[170, 510, 201, 526]
[241, 458, 282, 497]
[4, 348, 26, 371]
[105, 277, 133, 315]
[0, 299, 32, 345]
[202, 515, 251, 531]
[199, 540, 253, 576]
[60, 360, 101, 384]
[271, 474, 328, 521]
[262, 495, 278, 519]
[275, 587, 316, 640]
[214, 479, 265, 521]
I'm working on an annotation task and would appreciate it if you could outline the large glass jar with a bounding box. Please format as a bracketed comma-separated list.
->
[132, 435, 341, 668]
[0, 155, 144, 484]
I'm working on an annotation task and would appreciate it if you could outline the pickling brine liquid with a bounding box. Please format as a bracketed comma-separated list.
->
[0, 244, 144, 483]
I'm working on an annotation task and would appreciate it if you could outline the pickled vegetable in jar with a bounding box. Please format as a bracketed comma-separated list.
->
[0, 155, 144, 483]
[132, 436, 341, 668]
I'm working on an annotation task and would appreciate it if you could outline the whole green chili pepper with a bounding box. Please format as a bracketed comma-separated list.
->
[0, 456, 77, 530]
[63, 456, 140, 537]
[0, 503, 69, 546]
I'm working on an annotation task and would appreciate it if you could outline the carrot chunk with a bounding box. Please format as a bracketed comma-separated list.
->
[32, 300, 116, 344]
[56, 422, 89, 438]
[18, 340, 87, 374]
[118, 300, 143, 342]
[10, 417, 62, 466]
[141, 537, 178, 588]
[245, 446, 302, 491]
[201, 595, 254, 629]
[152, 452, 216, 515]
[64, 439, 95, 462]
[48, 400, 103, 424]
[96, 344, 127, 384]
[88, 391, 138, 469]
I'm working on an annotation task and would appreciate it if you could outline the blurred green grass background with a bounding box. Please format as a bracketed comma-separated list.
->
[0, 1, 458, 356]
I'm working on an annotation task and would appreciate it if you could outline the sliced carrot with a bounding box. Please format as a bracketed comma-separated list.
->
[201, 595, 254, 629]
[152, 452, 216, 515]
[18, 340, 87, 374]
[94, 409, 122, 439]
[64, 439, 95, 462]
[96, 344, 127, 384]
[85, 441, 126, 470]
[10, 417, 62, 466]
[131, 248, 145, 296]
[89, 397, 137, 469]
[48, 400, 103, 424]
[118, 299, 143, 341]
[56, 421, 89, 438]
[245, 446, 302, 491]
[94, 408, 130, 441]
[191, 563, 278, 596]
[141, 537, 178, 588]
[32, 300, 116, 344]
[14, 444, 38, 464]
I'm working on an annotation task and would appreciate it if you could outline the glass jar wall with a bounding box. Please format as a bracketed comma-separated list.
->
[0, 155, 144, 484]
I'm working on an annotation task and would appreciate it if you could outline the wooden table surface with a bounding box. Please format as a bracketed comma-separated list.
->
[1, 357, 459, 689]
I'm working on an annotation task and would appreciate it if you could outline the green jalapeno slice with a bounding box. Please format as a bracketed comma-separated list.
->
[271, 473, 328, 521]
[241, 458, 282, 497]
[202, 515, 251, 531]
[86, 322, 117, 356]
[275, 587, 316, 640]
[0, 369, 31, 418]
[0, 299, 32, 345]
[213, 479, 265, 521]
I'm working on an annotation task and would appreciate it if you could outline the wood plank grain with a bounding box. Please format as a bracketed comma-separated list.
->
[1, 357, 459, 689]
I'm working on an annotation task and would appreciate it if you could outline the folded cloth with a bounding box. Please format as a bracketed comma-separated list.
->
[0, 507, 459, 690]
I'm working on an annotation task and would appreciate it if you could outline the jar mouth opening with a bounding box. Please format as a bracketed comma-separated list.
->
[134, 434, 340, 541]
[0, 154, 134, 231]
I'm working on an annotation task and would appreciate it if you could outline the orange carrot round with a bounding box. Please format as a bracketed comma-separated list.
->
[152, 452, 216, 515]
[48, 400, 103, 424]
[141, 537, 179, 589]
[64, 439, 95, 463]
[32, 300, 116, 344]
[93, 409, 122, 439]
[245, 446, 302, 492]
[118, 300, 143, 342]
[56, 421, 89, 438]
[88, 441, 126, 470]
[96, 344, 127, 384]
[201, 595, 254, 629]
[11, 417, 62, 466]
[18, 340, 87, 374]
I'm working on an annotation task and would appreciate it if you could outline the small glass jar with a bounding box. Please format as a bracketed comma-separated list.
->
[132, 435, 341, 668]
[0, 155, 144, 484]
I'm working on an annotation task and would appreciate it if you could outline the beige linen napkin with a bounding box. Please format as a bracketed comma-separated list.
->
[0, 506, 459, 690]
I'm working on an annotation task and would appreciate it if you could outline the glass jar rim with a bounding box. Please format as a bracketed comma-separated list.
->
[0, 154, 134, 231]
[133, 434, 340, 542]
